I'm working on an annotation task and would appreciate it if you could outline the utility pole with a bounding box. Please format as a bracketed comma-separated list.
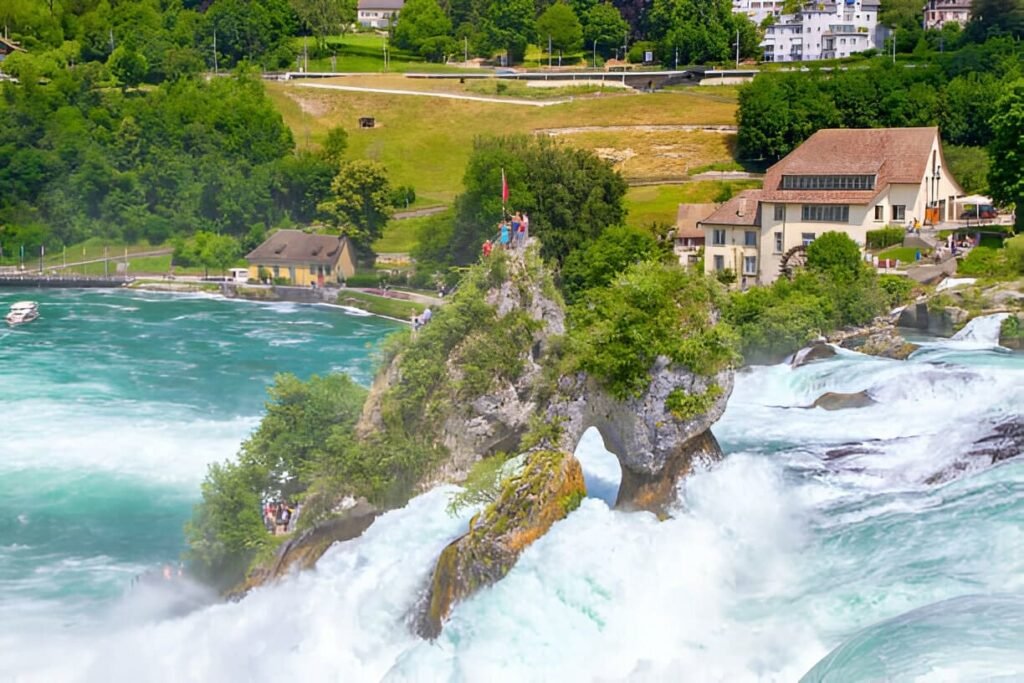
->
[464, 36, 468, 63]
[303, 37, 308, 72]
[593, 39, 597, 69]
[675, 47, 678, 70]
[623, 31, 628, 62]
[735, 28, 740, 68]
[213, 30, 218, 74]
[548, 35, 552, 69]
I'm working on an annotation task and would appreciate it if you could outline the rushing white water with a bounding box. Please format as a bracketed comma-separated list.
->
[3, 299, 1023, 682]
[950, 312, 1010, 345]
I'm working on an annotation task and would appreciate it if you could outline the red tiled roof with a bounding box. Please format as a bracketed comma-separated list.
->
[761, 127, 940, 204]
[699, 190, 763, 227]
[676, 203, 717, 239]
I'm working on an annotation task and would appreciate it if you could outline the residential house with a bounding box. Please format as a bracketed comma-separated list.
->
[760, 0, 885, 62]
[732, 0, 787, 24]
[922, 0, 971, 29]
[702, 127, 963, 287]
[245, 230, 356, 286]
[357, 0, 403, 28]
[673, 203, 716, 267]
[0, 37, 26, 64]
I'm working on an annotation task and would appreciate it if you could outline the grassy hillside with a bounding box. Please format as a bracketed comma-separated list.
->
[267, 78, 738, 206]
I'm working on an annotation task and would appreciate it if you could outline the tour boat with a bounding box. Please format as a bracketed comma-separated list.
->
[5, 301, 39, 326]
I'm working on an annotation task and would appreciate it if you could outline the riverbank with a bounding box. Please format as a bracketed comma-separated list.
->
[128, 280, 427, 323]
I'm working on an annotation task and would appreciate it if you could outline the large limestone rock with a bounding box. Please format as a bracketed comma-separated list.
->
[227, 499, 379, 598]
[550, 358, 732, 513]
[811, 390, 876, 410]
[416, 450, 585, 639]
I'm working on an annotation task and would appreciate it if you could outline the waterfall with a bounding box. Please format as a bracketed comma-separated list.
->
[950, 313, 1009, 345]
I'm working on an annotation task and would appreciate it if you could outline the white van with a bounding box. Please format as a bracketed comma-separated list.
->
[229, 268, 249, 284]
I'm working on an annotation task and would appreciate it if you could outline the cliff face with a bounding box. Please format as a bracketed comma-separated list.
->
[239, 240, 736, 632]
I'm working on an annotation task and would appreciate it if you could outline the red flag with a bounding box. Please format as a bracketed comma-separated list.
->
[501, 168, 509, 204]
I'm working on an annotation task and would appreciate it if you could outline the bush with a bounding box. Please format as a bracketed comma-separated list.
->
[627, 41, 658, 64]
[807, 231, 863, 275]
[568, 260, 738, 398]
[560, 225, 668, 303]
[344, 272, 386, 287]
[867, 227, 905, 249]
[957, 246, 1014, 278]
[1005, 235, 1024, 274]
[878, 275, 915, 307]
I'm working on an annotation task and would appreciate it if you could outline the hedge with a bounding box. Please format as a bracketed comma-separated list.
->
[866, 227, 905, 250]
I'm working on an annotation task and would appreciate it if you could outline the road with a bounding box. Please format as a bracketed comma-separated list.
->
[293, 82, 573, 107]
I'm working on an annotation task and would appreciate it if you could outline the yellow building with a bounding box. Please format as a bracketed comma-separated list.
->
[245, 230, 356, 286]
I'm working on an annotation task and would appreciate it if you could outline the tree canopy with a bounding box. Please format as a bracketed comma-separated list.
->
[536, 2, 584, 53]
[988, 79, 1024, 230]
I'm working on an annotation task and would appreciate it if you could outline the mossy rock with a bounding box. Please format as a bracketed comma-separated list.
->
[417, 449, 586, 638]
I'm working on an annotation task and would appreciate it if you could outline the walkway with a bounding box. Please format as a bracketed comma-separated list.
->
[293, 82, 572, 107]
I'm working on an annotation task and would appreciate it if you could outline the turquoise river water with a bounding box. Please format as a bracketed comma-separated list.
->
[0, 291, 1021, 682]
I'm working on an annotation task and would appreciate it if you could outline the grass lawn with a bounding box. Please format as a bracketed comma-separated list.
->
[337, 289, 424, 319]
[625, 180, 762, 229]
[374, 211, 451, 253]
[268, 81, 738, 206]
[878, 246, 929, 263]
[290, 33, 474, 74]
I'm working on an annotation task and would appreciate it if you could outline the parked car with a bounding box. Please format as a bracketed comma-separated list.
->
[960, 205, 997, 220]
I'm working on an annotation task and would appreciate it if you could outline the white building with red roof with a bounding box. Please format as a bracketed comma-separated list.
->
[701, 127, 963, 287]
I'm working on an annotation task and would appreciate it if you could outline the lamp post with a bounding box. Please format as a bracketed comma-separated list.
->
[548, 35, 552, 69]
[593, 39, 597, 69]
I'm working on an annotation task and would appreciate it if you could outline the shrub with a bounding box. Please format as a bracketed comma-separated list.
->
[666, 384, 723, 420]
[878, 275, 915, 307]
[568, 260, 738, 398]
[867, 227, 905, 249]
[344, 272, 385, 287]
[1005, 235, 1024, 274]
[957, 246, 1014, 278]
[807, 231, 863, 275]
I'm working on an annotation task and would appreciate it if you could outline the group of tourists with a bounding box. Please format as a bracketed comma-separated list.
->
[264, 500, 297, 535]
[482, 211, 530, 256]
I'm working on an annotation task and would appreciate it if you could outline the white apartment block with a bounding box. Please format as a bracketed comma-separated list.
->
[732, 0, 787, 25]
[701, 127, 963, 289]
[760, 0, 884, 62]
[923, 0, 971, 29]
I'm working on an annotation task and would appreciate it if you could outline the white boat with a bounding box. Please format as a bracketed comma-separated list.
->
[6, 301, 39, 326]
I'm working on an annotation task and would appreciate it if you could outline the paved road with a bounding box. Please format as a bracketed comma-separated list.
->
[293, 82, 572, 107]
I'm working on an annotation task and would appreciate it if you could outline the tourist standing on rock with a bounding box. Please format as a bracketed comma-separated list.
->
[522, 212, 530, 242]
[511, 212, 522, 248]
[499, 221, 511, 249]
[482, 240, 493, 257]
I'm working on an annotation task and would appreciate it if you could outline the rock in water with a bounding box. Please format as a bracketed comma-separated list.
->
[791, 342, 837, 368]
[855, 329, 919, 360]
[811, 390, 876, 410]
[227, 499, 379, 598]
[416, 450, 585, 639]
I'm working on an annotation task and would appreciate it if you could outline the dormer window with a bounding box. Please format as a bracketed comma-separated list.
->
[781, 174, 875, 190]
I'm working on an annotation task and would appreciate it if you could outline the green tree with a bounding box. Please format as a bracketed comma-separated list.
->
[988, 78, 1024, 230]
[536, 2, 584, 54]
[320, 126, 349, 165]
[291, 0, 357, 54]
[480, 0, 534, 63]
[560, 225, 667, 302]
[582, 3, 628, 59]
[447, 135, 626, 266]
[392, 0, 452, 52]
[647, 0, 735, 65]
[944, 144, 989, 195]
[880, 0, 924, 32]
[967, 0, 1024, 41]
[318, 159, 396, 254]
[107, 45, 148, 90]
[806, 231, 863, 277]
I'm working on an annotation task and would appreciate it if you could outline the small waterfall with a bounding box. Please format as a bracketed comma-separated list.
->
[951, 313, 1009, 344]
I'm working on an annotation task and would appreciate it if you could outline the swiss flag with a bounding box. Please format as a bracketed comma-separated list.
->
[501, 168, 509, 203]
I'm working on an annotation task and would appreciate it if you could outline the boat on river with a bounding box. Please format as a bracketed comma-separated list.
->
[6, 301, 39, 325]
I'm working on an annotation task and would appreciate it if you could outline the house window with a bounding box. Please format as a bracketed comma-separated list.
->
[272, 266, 280, 277]
[892, 205, 906, 221]
[712, 229, 726, 246]
[744, 231, 757, 246]
[801, 205, 850, 222]
[713, 255, 725, 271]
[801, 232, 816, 246]
[782, 175, 875, 191]
[310, 265, 317, 275]
[743, 256, 757, 275]
[774, 232, 783, 253]
[874, 205, 885, 221]
[325, 266, 332, 275]
[774, 204, 785, 221]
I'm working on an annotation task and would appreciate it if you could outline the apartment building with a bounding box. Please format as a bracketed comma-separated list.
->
[761, 0, 884, 62]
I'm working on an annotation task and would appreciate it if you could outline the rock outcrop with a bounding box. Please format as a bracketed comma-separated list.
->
[416, 450, 585, 639]
[228, 499, 379, 598]
[811, 390, 876, 410]
[791, 341, 837, 368]
[897, 302, 969, 336]
[853, 329, 919, 360]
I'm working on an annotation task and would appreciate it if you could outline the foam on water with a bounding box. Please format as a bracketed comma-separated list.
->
[3, 295, 1023, 682]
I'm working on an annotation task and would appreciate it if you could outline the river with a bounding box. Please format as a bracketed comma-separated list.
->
[1, 291, 1021, 681]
